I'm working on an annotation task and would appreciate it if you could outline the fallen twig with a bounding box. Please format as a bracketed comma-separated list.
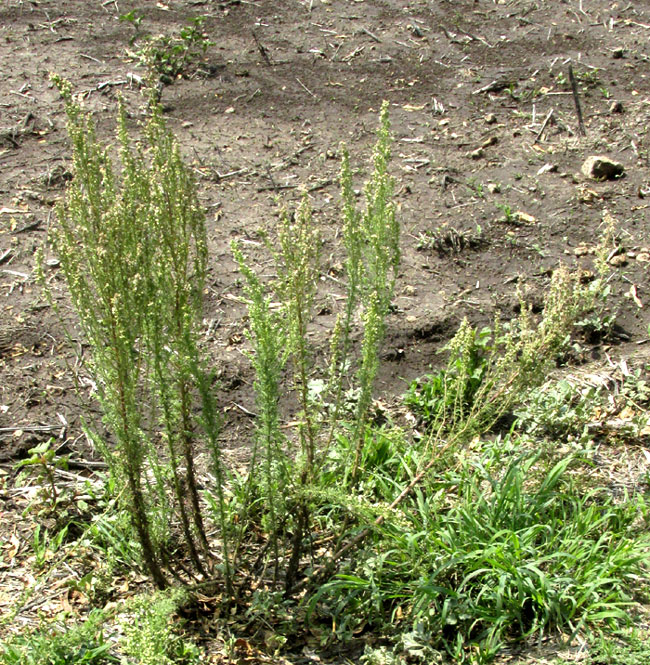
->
[360, 26, 381, 43]
[533, 108, 554, 143]
[472, 78, 513, 95]
[252, 30, 272, 66]
[296, 77, 317, 99]
[14, 220, 42, 234]
[568, 65, 586, 136]
[0, 425, 64, 433]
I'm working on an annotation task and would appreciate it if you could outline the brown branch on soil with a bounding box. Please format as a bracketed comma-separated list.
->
[252, 30, 273, 66]
[360, 27, 381, 43]
[568, 65, 586, 136]
[533, 108, 555, 144]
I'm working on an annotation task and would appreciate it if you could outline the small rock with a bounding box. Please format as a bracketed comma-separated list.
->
[515, 211, 536, 224]
[403, 285, 416, 296]
[537, 163, 557, 176]
[469, 147, 484, 159]
[581, 155, 625, 181]
[609, 254, 628, 267]
[638, 185, 650, 198]
[637, 252, 650, 263]
[612, 47, 625, 59]
[576, 184, 599, 203]
[486, 183, 501, 194]
[484, 113, 497, 124]
[609, 100, 624, 113]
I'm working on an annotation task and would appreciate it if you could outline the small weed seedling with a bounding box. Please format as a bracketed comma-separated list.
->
[14, 438, 68, 510]
[130, 16, 213, 83]
[119, 10, 143, 45]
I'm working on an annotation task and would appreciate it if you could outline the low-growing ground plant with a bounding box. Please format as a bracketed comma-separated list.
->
[121, 12, 213, 83]
[312, 440, 649, 662]
[0, 610, 115, 665]
[14, 438, 68, 511]
[118, 591, 201, 665]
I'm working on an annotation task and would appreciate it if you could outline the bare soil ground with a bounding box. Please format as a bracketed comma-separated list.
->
[1, 0, 649, 660]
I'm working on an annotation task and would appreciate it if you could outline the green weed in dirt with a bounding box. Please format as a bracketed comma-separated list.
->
[14, 438, 68, 511]
[0, 610, 116, 665]
[41, 77, 230, 592]
[405, 261, 611, 447]
[231, 100, 399, 593]
[36, 75, 648, 665]
[118, 591, 201, 665]
[122, 13, 213, 83]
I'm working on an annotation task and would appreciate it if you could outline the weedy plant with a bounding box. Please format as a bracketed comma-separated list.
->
[39, 75, 646, 664]
[14, 438, 68, 510]
[43, 78, 402, 601]
[0, 610, 115, 665]
[405, 257, 612, 451]
[118, 591, 201, 665]
[121, 13, 213, 83]
[232, 100, 399, 593]
[40, 77, 230, 592]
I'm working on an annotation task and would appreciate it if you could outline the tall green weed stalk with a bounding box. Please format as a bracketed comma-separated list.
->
[41, 78, 231, 591]
[233, 101, 399, 592]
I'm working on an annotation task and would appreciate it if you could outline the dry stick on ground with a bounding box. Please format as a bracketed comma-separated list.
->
[361, 26, 381, 43]
[534, 108, 555, 144]
[252, 30, 272, 66]
[568, 65, 586, 136]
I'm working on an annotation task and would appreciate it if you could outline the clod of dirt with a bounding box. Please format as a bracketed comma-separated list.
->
[609, 254, 629, 267]
[609, 101, 624, 114]
[581, 155, 625, 181]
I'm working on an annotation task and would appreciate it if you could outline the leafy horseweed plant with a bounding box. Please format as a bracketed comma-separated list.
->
[41, 77, 231, 592]
[233, 100, 399, 592]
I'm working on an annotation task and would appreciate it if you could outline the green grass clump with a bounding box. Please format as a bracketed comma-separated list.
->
[314, 447, 649, 662]
[0, 611, 115, 665]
